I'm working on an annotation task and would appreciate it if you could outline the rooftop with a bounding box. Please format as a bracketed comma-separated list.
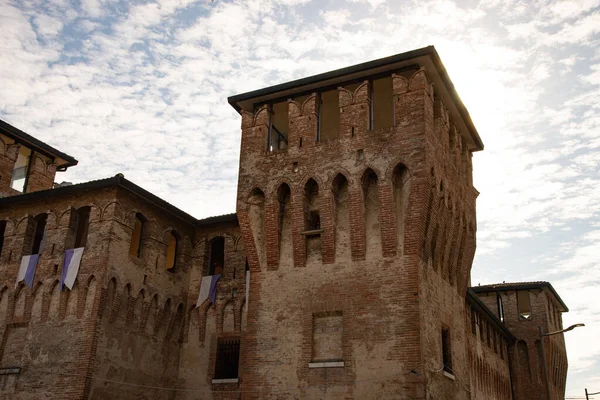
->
[471, 281, 568, 312]
[228, 45, 483, 152]
[0, 119, 78, 170]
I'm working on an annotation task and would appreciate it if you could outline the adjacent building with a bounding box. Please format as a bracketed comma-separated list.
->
[0, 46, 569, 400]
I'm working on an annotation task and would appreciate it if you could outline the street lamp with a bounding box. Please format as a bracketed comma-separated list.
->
[539, 323, 585, 400]
[586, 389, 600, 400]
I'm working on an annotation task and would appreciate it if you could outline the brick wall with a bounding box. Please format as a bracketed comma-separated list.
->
[235, 67, 478, 399]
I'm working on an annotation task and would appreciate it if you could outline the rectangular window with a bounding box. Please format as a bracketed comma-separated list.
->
[10, 147, 32, 192]
[31, 215, 47, 255]
[517, 290, 532, 320]
[214, 337, 240, 379]
[268, 101, 288, 152]
[318, 90, 340, 141]
[312, 312, 343, 362]
[470, 309, 477, 335]
[497, 293, 505, 323]
[73, 208, 90, 248]
[129, 215, 144, 257]
[442, 327, 452, 373]
[371, 76, 394, 130]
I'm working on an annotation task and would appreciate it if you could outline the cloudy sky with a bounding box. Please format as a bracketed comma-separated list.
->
[1, 0, 599, 396]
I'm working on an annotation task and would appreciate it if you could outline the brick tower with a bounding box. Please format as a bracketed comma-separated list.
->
[229, 46, 484, 399]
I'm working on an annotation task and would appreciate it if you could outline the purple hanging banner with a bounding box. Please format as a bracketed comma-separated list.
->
[60, 249, 75, 291]
[209, 274, 222, 304]
[23, 254, 40, 289]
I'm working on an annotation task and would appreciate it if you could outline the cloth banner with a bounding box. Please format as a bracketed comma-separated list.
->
[196, 274, 221, 307]
[16, 254, 39, 289]
[245, 270, 250, 312]
[60, 248, 84, 290]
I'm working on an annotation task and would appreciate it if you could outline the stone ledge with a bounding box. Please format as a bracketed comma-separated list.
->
[442, 371, 455, 381]
[308, 361, 344, 368]
[211, 378, 239, 384]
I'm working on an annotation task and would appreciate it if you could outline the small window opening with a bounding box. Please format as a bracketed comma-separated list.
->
[357, 149, 364, 160]
[31, 214, 47, 255]
[470, 309, 477, 335]
[73, 207, 91, 248]
[209, 236, 225, 276]
[497, 293, 505, 323]
[304, 179, 320, 230]
[214, 337, 240, 379]
[0, 220, 5, 256]
[293, 162, 299, 173]
[10, 147, 32, 192]
[268, 101, 288, 152]
[442, 327, 452, 374]
[318, 90, 339, 141]
[370, 76, 394, 130]
[129, 213, 145, 257]
[165, 231, 178, 271]
[517, 290, 532, 320]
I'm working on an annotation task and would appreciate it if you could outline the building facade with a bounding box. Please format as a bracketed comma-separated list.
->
[0, 46, 569, 400]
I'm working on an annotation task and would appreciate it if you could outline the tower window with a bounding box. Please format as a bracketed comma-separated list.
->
[73, 207, 90, 248]
[497, 293, 505, 323]
[370, 76, 394, 130]
[268, 101, 288, 152]
[129, 213, 145, 257]
[214, 337, 240, 379]
[318, 90, 340, 141]
[165, 231, 178, 271]
[31, 214, 47, 255]
[517, 290, 532, 320]
[441, 327, 452, 374]
[208, 236, 225, 276]
[10, 147, 31, 192]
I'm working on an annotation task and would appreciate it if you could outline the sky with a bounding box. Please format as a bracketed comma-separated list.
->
[0, 0, 599, 396]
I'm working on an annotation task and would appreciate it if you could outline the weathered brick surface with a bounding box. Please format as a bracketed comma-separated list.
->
[0, 51, 570, 400]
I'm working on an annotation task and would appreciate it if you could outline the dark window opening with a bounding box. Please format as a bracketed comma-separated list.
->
[129, 213, 145, 257]
[318, 90, 339, 141]
[73, 207, 91, 248]
[166, 231, 178, 271]
[304, 179, 320, 230]
[214, 337, 240, 379]
[209, 237, 225, 276]
[370, 76, 394, 130]
[442, 327, 452, 374]
[31, 214, 47, 254]
[268, 101, 288, 152]
[0, 220, 6, 256]
[471, 310, 477, 335]
[517, 290, 532, 320]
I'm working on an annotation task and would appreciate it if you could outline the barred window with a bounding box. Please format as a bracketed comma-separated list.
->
[214, 337, 240, 379]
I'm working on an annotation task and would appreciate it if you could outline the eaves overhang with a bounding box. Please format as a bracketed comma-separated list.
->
[0, 119, 78, 169]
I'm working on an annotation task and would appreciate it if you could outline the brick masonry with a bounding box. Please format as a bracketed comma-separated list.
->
[0, 50, 570, 400]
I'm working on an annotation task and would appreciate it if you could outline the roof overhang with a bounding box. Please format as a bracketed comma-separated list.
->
[228, 45, 483, 152]
[471, 282, 568, 312]
[0, 119, 78, 169]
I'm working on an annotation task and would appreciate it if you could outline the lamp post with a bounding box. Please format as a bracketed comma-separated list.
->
[539, 323, 585, 400]
[586, 388, 600, 400]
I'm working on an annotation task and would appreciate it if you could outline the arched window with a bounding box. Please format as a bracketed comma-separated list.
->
[129, 213, 145, 257]
[31, 214, 47, 254]
[304, 179, 320, 230]
[165, 231, 178, 271]
[208, 236, 225, 276]
[73, 207, 91, 248]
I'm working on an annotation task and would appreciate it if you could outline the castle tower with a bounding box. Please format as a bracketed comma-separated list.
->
[229, 46, 484, 399]
[473, 282, 569, 400]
